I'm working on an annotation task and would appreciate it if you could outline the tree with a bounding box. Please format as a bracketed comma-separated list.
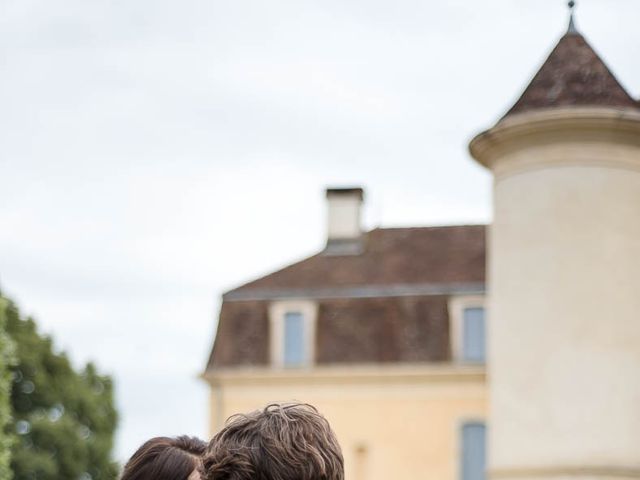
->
[3, 297, 119, 480]
[0, 299, 16, 480]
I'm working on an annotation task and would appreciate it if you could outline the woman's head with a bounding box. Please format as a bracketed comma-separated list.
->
[121, 435, 206, 480]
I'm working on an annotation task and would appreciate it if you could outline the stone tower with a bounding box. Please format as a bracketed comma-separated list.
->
[469, 7, 640, 480]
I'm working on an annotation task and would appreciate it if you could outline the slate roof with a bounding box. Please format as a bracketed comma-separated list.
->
[505, 30, 638, 117]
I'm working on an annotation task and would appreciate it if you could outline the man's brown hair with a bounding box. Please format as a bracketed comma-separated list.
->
[202, 403, 344, 480]
[121, 435, 206, 480]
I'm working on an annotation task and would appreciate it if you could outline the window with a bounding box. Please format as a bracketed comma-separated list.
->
[283, 312, 305, 367]
[269, 301, 317, 368]
[462, 307, 485, 362]
[461, 422, 486, 480]
[448, 296, 487, 363]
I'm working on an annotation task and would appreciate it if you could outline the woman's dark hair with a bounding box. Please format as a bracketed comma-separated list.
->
[121, 435, 206, 480]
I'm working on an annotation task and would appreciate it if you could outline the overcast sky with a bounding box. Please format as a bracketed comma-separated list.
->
[1, 0, 638, 463]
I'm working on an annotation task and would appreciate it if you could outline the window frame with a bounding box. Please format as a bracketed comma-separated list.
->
[448, 295, 487, 363]
[458, 419, 487, 480]
[268, 300, 317, 368]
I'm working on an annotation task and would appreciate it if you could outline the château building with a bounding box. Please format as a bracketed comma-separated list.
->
[203, 7, 640, 480]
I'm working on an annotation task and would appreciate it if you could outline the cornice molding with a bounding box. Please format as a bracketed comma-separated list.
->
[201, 363, 486, 387]
[223, 282, 485, 302]
[491, 465, 640, 479]
[469, 107, 640, 172]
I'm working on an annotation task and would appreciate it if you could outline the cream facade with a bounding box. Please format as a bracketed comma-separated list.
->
[204, 365, 486, 480]
[470, 108, 640, 480]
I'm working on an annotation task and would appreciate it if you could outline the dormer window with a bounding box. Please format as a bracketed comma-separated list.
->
[462, 307, 486, 362]
[449, 296, 487, 364]
[269, 301, 317, 368]
[283, 311, 306, 366]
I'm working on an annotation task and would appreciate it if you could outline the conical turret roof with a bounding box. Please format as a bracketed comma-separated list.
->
[505, 28, 638, 117]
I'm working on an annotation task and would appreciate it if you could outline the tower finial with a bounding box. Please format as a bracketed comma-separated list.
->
[567, 1, 578, 34]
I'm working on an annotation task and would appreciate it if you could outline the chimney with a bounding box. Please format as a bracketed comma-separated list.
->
[324, 187, 364, 255]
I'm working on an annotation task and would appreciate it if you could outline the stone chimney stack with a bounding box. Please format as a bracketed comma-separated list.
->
[325, 187, 364, 254]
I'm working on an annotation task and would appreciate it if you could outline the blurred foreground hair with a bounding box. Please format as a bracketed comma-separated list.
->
[121, 435, 206, 480]
[203, 403, 344, 480]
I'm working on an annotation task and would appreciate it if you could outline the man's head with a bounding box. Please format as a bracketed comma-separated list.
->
[202, 403, 344, 480]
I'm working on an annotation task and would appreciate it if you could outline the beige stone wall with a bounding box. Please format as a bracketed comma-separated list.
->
[205, 365, 486, 480]
[470, 108, 640, 480]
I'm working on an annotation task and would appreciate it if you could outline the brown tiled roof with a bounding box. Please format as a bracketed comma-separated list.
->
[206, 225, 485, 370]
[208, 296, 451, 370]
[209, 300, 270, 368]
[316, 296, 451, 364]
[225, 225, 486, 296]
[505, 31, 638, 117]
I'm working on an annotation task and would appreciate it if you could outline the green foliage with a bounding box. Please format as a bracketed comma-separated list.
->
[0, 299, 16, 480]
[3, 297, 119, 480]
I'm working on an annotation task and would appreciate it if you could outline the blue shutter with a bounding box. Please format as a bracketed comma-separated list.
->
[283, 312, 305, 366]
[461, 422, 486, 480]
[463, 307, 486, 362]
